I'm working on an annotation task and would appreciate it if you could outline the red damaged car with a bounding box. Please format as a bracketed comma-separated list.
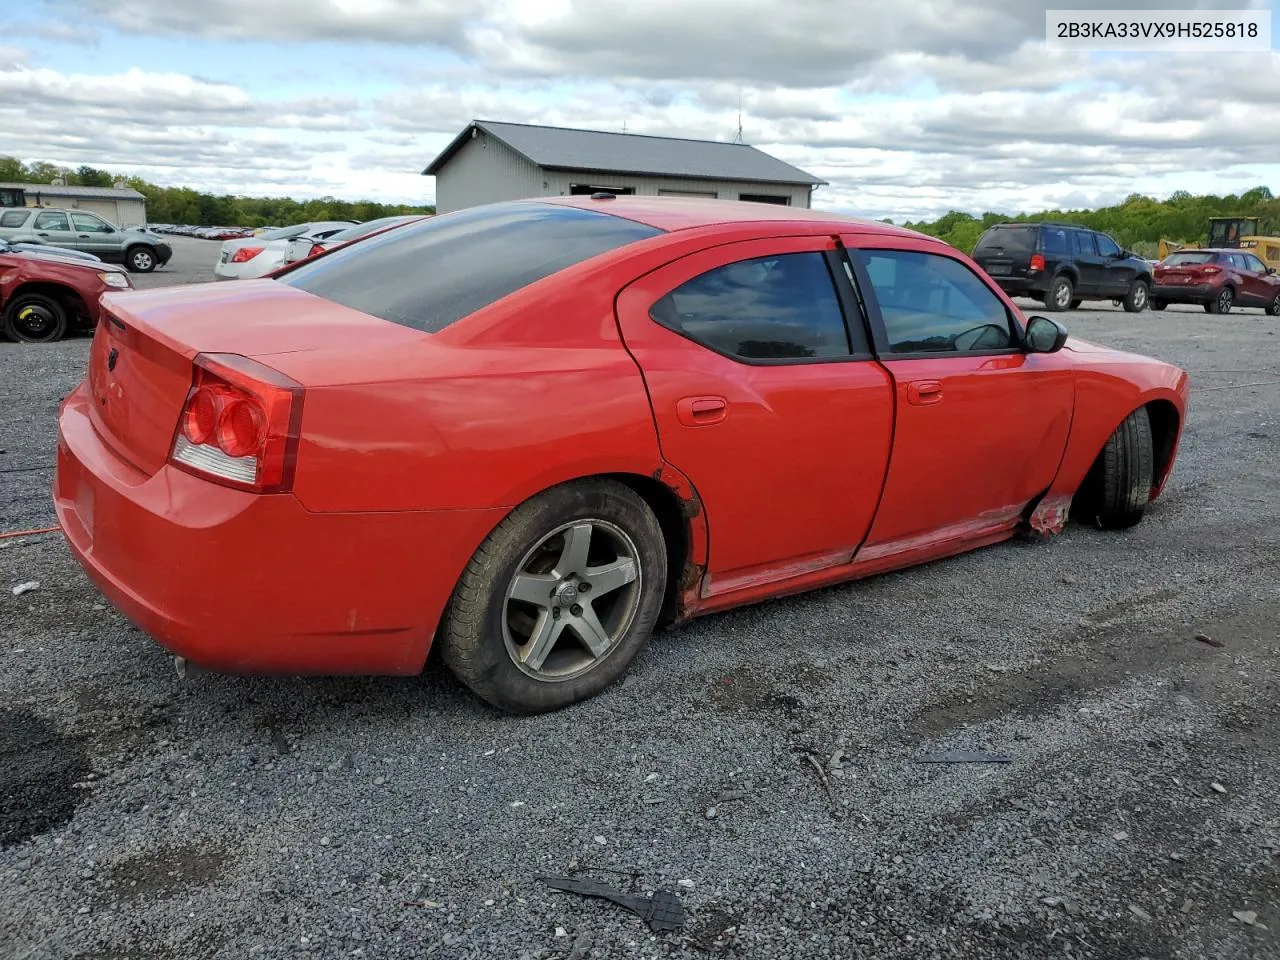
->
[53, 197, 1189, 713]
[0, 240, 132, 342]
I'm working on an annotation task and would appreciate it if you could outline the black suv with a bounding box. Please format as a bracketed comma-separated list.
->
[971, 222, 1153, 312]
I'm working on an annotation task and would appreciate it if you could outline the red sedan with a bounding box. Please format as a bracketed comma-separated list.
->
[53, 197, 1189, 713]
[1, 240, 133, 342]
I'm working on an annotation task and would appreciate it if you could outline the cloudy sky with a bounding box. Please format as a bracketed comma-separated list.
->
[1, 0, 1277, 221]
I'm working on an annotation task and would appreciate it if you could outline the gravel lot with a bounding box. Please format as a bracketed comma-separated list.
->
[2, 238, 1278, 960]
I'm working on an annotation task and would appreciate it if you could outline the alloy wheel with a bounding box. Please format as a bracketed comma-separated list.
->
[502, 519, 643, 681]
[1054, 283, 1071, 308]
[1218, 288, 1232, 313]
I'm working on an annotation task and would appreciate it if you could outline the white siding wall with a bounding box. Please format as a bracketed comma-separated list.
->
[540, 171, 812, 207]
[434, 132, 542, 213]
[431, 136, 814, 212]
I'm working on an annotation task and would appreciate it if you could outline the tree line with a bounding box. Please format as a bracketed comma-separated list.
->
[895, 186, 1278, 258]
[0, 156, 435, 227]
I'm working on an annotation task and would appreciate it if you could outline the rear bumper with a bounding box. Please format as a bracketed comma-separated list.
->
[987, 275, 1047, 297]
[54, 385, 505, 676]
[1152, 282, 1214, 303]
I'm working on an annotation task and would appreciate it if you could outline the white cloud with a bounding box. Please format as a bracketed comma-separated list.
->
[6, 0, 1278, 218]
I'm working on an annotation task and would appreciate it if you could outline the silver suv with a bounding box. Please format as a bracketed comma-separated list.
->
[0, 207, 172, 272]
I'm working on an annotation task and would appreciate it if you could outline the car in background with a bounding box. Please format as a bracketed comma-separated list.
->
[278, 215, 430, 267]
[53, 196, 1188, 715]
[214, 221, 356, 280]
[971, 222, 1153, 312]
[0, 207, 172, 273]
[1151, 248, 1280, 315]
[9, 241, 102, 262]
[0, 238, 132, 342]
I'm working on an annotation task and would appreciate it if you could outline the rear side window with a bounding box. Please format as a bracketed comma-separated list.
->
[279, 202, 663, 333]
[1042, 227, 1069, 255]
[1069, 230, 1095, 256]
[1, 210, 29, 228]
[974, 226, 1036, 254]
[649, 252, 852, 361]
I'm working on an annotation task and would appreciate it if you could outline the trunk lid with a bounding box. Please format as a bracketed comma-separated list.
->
[87, 280, 426, 476]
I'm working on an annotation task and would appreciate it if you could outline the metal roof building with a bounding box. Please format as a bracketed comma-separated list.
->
[0, 181, 148, 227]
[423, 120, 826, 214]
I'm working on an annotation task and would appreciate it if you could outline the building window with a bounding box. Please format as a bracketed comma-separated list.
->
[569, 184, 636, 196]
[739, 193, 790, 205]
[658, 189, 718, 198]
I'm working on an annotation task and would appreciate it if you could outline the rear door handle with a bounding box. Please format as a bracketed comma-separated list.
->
[907, 380, 942, 405]
[677, 396, 727, 426]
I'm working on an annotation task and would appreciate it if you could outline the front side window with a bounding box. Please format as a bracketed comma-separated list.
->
[856, 249, 1014, 354]
[33, 211, 70, 232]
[1094, 233, 1121, 257]
[280, 201, 663, 334]
[649, 252, 851, 361]
[1243, 253, 1268, 273]
[71, 213, 111, 233]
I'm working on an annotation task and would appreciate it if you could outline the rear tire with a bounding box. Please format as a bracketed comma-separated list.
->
[1074, 407, 1154, 530]
[1045, 275, 1073, 311]
[1123, 279, 1149, 312]
[1207, 286, 1233, 314]
[439, 479, 667, 714]
[3, 293, 68, 343]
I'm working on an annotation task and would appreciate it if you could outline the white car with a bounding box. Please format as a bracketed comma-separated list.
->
[278, 215, 430, 267]
[213, 221, 356, 280]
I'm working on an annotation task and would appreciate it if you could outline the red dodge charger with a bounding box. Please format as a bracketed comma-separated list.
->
[53, 196, 1189, 713]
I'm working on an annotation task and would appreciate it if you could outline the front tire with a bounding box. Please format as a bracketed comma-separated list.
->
[439, 479, 667, 714]
[3, 293, 68, 343]
[1045, 275, 1074, 311]
[1207, 286, 1233, 314]
[126, 246, 157, 273]
[1267, 292, 1280, 317]
[1074, 407, 1154, 530]
[1123, 279, 1149, 312]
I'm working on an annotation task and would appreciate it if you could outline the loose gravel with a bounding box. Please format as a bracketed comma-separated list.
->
[2, 259, 1278, 960]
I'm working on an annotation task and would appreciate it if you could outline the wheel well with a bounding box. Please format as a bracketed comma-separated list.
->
[6, 282, 89, 323]
[605, 472, 692, 627]
[1145, 399, 1179, 486]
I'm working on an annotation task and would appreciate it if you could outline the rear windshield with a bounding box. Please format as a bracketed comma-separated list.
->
[1163, 252, 1215, 265]
[973, 226, 1037, 254]
[278, 202, 664, 333]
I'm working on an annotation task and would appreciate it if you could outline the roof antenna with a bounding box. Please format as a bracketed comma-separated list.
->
[622, 120, 627, 134]
[733, 88, 744, 143]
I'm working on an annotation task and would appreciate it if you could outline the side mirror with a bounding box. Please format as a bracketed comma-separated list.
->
[1024, 315, 1068, 353]
[1267, 267, 1276, 275]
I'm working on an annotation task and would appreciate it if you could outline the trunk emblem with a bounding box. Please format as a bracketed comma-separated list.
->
[107, 348, 118, 371]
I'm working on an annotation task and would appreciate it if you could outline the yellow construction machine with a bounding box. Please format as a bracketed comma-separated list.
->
[1157, 216, 1280, 269]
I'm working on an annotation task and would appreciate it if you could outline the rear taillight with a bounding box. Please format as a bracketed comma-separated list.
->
[1202, 266, 1221, 275]
[1029, 254, 1045, 272]
[308, 243, 325, 258]
[169, 353, 303, 494]
[230, 246, 263, 263]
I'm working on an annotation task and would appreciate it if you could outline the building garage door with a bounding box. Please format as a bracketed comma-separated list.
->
[77, 200, 121, 224]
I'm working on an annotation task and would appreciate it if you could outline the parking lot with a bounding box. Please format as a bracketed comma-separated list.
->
[2, 237, 1278, 960]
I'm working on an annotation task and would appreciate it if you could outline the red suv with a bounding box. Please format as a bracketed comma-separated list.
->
[0, 241, 133, 342]
[1151, 248, 1280, 315]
